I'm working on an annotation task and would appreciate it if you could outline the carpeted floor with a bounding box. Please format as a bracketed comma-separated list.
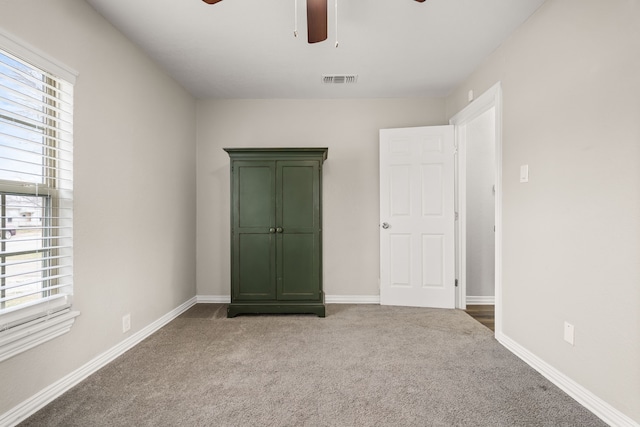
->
[21, 304, 606, 426]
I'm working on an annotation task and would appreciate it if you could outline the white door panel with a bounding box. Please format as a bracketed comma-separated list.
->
[380, 125, 455, 308]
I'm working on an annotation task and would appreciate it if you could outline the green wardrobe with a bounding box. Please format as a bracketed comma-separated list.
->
[224, 148, 328, 318]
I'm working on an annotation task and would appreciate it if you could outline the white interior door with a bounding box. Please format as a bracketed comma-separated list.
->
[379, 125, 455, 308]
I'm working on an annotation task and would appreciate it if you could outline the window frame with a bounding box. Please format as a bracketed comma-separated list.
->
[0, 29, 78, 362]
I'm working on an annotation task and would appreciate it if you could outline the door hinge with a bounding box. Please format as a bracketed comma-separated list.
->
[455, 279, 459, 287]
[455, 212, 459, 221]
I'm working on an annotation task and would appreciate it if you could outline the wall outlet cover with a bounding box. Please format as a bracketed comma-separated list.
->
[520, 164, 529, 183]
[122, 314, 131, 333]
[564, 321, 574, 345]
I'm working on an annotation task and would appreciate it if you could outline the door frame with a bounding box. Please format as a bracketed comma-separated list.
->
[449, 82, 503, 335]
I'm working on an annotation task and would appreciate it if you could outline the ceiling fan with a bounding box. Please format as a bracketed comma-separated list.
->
[202, 0, 426, 44]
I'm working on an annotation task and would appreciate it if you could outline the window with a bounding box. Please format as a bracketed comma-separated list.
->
[0, 33, 77, 362]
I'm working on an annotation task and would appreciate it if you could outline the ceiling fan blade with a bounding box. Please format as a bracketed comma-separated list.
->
[202, 0, 223, 4]
[307, 0, 328, 44]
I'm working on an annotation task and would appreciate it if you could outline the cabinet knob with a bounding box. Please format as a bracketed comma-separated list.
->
[276, 227, 283, 233]
[269, 228, 276, 233]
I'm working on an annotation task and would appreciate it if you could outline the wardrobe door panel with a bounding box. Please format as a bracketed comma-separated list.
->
[236, 162, 275, 228]
[236, 233, 276, 300]
[278, 233, 319, 300]
[279, 162, 316, 229]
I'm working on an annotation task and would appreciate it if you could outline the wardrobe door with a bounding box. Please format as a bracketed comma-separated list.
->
[232, 161, 276, 300]
[276, 160, 321, 301]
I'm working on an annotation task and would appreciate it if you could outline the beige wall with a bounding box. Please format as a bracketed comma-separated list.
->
[0, 0, 197, 414]
[196, 99, 446, 298]
[447, 0, 640, 422]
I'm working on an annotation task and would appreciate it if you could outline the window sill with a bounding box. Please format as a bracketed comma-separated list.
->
[0, 309, 80, 363]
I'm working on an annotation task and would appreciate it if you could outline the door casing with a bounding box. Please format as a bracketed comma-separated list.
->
[449, 82, 503, 336]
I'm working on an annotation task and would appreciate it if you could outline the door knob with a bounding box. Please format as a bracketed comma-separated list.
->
[382, 222, 390, 229]
[269, 228, 276, 233]
[276, 227, 283, 233]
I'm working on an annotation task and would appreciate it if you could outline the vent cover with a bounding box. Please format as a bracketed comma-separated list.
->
[322, 74, 358, 84]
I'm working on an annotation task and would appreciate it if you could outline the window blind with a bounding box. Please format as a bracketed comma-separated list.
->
[0, 46, 74, 337]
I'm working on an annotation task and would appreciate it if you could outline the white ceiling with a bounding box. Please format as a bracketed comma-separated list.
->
[84, 0, 546, 99]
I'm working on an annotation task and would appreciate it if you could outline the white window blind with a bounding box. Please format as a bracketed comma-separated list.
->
[0, 38, 78, 362]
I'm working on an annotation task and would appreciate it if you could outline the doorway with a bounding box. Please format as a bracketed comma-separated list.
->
[378, 83, 502, 334]
[450, 83, 502, 335]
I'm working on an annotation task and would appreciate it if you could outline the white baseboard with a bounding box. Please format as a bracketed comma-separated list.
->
[324, 295, 380, 304]
[195, 295, 381, 305]
[466, 296, 495, 305]
[497, 331, 638, 427]
[196, 295, 230, 303]
[1, 297, 198, 427]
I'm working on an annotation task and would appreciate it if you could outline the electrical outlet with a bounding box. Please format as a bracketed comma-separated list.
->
[122, 314, 131, 333]
[520, 164, 529, 183]
[564, 321, 574, 345]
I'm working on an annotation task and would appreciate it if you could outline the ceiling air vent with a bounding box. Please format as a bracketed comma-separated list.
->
[322, 74, 358, 84]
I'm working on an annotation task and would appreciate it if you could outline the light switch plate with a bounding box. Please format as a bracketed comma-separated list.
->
[520, 165, 529, 183]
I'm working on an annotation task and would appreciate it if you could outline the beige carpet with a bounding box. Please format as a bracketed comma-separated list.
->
[21, 304, 606, 426]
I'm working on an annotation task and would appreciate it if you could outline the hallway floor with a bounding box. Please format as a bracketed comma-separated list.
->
[465, 305, 495, 331]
